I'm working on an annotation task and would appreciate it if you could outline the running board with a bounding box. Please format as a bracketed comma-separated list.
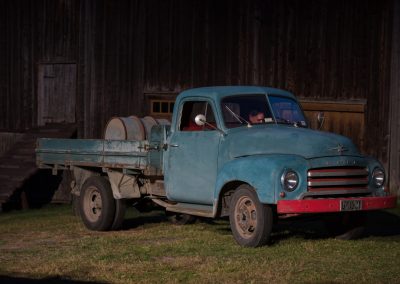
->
[152, 198, 214, 218]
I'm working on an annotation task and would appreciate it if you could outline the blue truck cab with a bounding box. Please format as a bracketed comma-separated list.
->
[36, 86, 397, 247]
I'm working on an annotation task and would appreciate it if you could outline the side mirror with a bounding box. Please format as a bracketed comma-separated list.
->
[317, 112, 325, 130]
[195, 114, 206, 126]
[194, 114, 226, 136]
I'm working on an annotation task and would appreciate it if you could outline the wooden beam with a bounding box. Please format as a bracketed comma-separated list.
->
[389, 0, 400, 196]
[300, 100, 366, 113]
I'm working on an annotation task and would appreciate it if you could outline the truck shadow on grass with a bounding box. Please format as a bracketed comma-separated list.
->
[116, 207, 400, 244]
[271, 210, 400, 244]
[120, 214, 168, 230]
[0, 275, 106, 284]
[118, 207, 168, 230]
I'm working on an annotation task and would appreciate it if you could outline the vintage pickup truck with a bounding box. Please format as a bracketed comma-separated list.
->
[36, 86, 397, 247]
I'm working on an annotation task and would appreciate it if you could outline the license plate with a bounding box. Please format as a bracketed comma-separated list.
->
[340, 200, 362, 211]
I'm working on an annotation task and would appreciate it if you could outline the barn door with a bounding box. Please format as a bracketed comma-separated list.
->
[37, 63, 76, 126]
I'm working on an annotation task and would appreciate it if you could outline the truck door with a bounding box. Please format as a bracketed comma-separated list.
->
[164, 99, 220, 205]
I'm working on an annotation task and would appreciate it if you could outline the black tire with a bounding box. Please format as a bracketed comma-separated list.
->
[229, 184, 273, 247]
[324, 212, 366, 240]
[71, 194, 80, 217]
[166, 211, 196, 225]
[79, 176, 116, 231]
[110, 199, 127, 230]
[135, 198, 157, 213]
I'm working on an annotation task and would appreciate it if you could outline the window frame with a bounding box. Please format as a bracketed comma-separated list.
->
[178, 99, 218, 132]
[150, 99, 175, 116]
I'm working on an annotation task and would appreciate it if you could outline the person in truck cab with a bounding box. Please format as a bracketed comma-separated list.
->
[249, 110, 265, 124]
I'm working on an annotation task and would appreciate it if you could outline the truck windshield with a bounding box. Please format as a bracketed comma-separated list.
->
[221, 94, 307, 128]
[269, 95, 308, 127]
[221, 95, 272, 128]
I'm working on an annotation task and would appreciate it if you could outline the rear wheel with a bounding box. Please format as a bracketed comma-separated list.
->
[71, 194, 80, 217]
[110, 199, 127, 230]
[79, 176, 116, 231]
[229, 184, 273, 247]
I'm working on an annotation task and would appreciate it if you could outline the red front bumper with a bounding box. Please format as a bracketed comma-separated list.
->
[277, 195, 397, 214]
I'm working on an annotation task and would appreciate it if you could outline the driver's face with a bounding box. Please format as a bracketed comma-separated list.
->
[249, 113, 265, 124]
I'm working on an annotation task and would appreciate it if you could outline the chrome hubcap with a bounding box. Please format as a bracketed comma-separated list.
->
[84, 186, 102, 222]
[235, 196, 257, 238]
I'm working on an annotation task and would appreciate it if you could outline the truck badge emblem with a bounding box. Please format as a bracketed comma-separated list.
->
[330, 144, 348, 155]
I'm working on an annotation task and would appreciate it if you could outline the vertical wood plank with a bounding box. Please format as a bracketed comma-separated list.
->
[0, 0, 396, 180]
[389, 0, 400, 195]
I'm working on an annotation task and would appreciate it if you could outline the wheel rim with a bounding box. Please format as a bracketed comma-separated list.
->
[234, 195, 257, 239]
[83, 186, 102, 222]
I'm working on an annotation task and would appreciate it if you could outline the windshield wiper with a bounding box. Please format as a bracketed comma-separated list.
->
[275, 117, 307, 128]
[224, 105, 252, 127]
[274, 117, 292, 124]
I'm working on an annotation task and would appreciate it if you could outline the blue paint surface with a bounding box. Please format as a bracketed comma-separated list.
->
[37, 86, 386, 212]
[163, 86, 385, 208]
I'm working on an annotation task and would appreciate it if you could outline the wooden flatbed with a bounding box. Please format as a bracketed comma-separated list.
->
[36, 138, 149, 171]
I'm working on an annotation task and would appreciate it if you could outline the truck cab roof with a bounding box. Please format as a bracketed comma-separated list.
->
[177, 86, 296, 102]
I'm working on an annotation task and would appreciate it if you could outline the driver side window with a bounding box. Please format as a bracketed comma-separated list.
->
[179, 101, 216, 131]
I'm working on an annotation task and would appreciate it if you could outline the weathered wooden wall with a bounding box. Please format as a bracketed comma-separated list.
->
[301, 100, 366, 151]
[0, 133, 23, 157]
[77, 0, 146, 139]
[0, 0, 397, 186]
[0, 0, 79, 131]
[141, 0, 393, 163]
[389, 0, 400, 194]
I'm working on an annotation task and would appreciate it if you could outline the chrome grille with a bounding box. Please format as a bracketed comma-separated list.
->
[307, 167, 369, 193]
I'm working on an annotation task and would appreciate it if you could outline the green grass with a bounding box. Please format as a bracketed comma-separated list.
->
[1, 204, 400, 283]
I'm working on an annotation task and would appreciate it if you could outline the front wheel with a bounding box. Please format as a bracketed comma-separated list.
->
[229, 184, 273, 247]
[79, 176, 116, 231]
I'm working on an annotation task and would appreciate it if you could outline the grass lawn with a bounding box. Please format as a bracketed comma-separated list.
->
[0, 203, 399, 283]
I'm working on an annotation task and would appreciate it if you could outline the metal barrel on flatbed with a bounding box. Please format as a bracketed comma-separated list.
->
[104, 116, 170, 141]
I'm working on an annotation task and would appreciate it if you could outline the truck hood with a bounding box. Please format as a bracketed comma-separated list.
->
[223, 126, 361, 159]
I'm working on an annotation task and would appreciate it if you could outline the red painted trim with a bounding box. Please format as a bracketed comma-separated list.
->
[277, 195, 397, 214]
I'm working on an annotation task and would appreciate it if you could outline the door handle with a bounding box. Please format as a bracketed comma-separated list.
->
[169, 143, 179, 148]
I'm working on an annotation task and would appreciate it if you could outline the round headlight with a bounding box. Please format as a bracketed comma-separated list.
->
[281, 170, 299, 192]
[372, 168, 385, 187]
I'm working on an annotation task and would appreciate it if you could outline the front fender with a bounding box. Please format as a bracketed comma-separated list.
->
[215, 154, 309, 204]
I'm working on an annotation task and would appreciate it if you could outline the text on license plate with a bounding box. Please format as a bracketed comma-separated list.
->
[340, 200, 362, 211]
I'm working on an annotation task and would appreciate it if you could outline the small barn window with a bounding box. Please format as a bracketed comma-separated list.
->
[151, 100, 175, 115]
